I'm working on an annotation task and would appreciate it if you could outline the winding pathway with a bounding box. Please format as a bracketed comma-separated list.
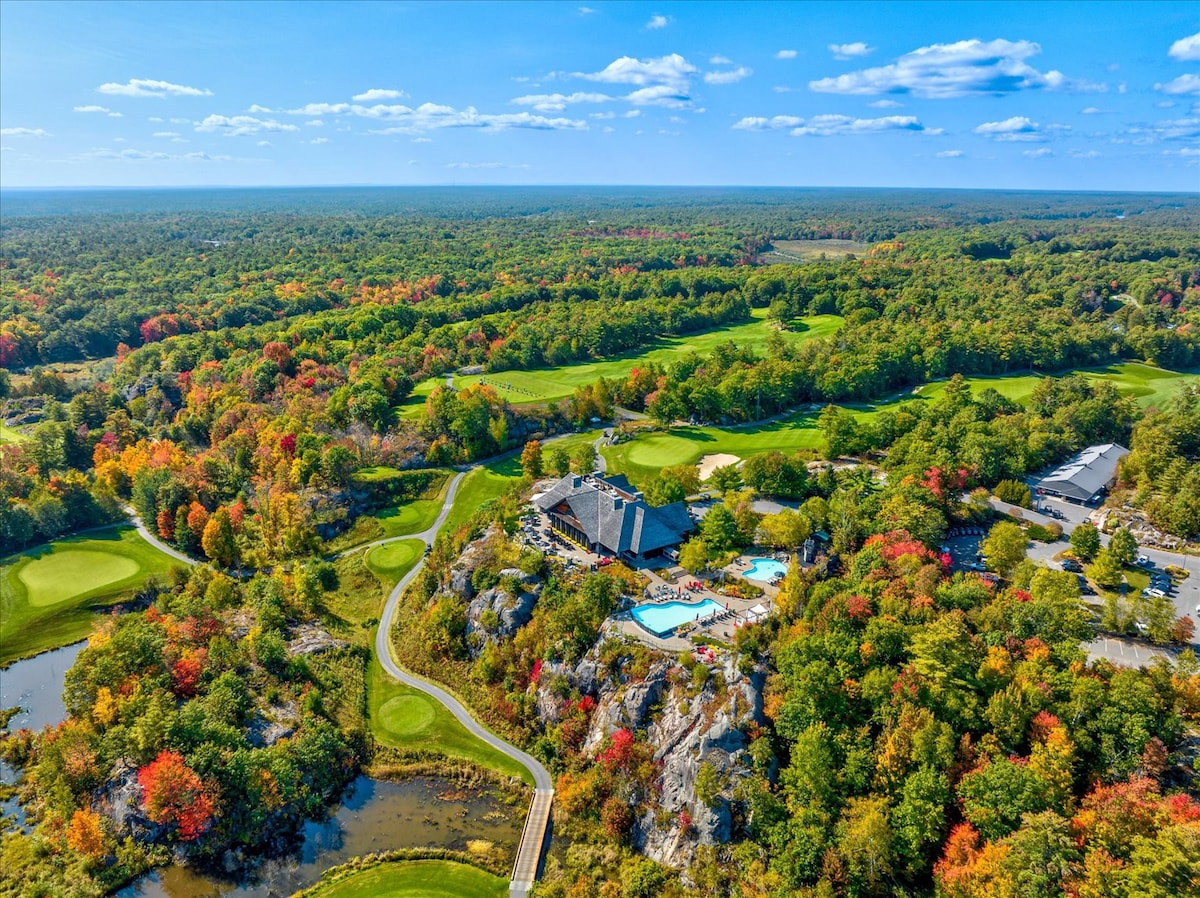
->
[370, 471, 554, 896]
[122, 504, 198, 566]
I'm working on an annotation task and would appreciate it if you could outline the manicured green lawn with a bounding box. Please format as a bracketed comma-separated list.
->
[602, 407, 877, 486]
[1, 527, 181, 664]
[329, 470, 452, 552]
[0, 423, 29, 444]
[449, 311, 842, 404]
[367, 658, 532, 784]
[601, 362, 1197, 488]
[913, 362, 1198, 410]
[302, 860, 507, 898]
[399, 311, 844, 412]
[365, 539, 425, 588]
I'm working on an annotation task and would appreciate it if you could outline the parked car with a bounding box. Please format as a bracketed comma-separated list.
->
[1062, 559, 1083, 573]
[1136, 554, 1152, 567]
[1143, 587, 1167, 599]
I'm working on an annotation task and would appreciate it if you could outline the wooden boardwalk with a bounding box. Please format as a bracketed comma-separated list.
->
[510, 788, 554, 896]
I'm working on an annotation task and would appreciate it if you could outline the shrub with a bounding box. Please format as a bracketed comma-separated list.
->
[994, 479, 1032, 508]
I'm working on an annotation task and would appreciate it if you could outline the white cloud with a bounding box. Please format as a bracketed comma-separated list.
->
[974, 115, 1046, 141]
[1023, 147, 1052, 157]
[733, 115, 805, 131]
[1156, 74, 1200, 96]
[511, 91, 614, 111]
[413, 137, 432, 143]
[810, 39, 1087, 98]
[195, 114, 300, 136]
[365, 104, 587, 133]
[108, 112, 123, 118]
[710, 55, 731, 65]
[152, 131, 181, 138]
[74, 105, 110, 113]
[936, 149, 964, 157]
[578, 6, 596, 14]
[734, 114, 929, 136]
[96, 78, 212, 98]
[1168, 32, 1200, 61]
[309, 137, 330, 144]
[82, 147, 233, 163]
[352, 88, 407, 102]
[623, 109, 642, 118]
[868, 99, 903, 108]
[305, 119, 324, 127]
[447, 161, 531, 169]
[625, 84, 692, 107]
[1070, 149, 1100, 158]
[829, 42, 874, 60]
[646, 14, 668, 29]
[576, 54, 696, 90]
[791, 114, 929, 136]
[775, 49, 797, 60]
[1081, 106, 1105, 114]
[257, 140, 271, 147]
[0, 127, 49, 137]
[248, 104, 273, 113]
[169, 117, 191, 124]
[704, 66, 753, 85]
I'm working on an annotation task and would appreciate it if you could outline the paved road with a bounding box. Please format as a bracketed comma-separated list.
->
[989, 496, 1200, 648]
[122, 504, 198, 566]
[370, 468, 554, 895]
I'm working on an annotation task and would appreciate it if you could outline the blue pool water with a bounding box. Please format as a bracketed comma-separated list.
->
[745, 558, 788, 581]
[632, 599, 724, 636]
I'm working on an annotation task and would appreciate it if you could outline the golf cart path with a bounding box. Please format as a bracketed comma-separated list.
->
[371, 470, 554, 896]
[122, 504, 198, 566]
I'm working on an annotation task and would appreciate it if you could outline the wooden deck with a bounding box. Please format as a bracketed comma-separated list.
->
[509, 788, 554, 896]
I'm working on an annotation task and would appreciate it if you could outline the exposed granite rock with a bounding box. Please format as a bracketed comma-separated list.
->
[286, 624, 348, 656]
[464, 579, 543, 658]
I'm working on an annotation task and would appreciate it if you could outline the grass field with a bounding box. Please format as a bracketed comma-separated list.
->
[302, 860, 507, 898]
[365, 539, 425, 588]
[328, 470, 452, 552]
[439, 430, 603, 537]
[1, 527, 180, 664]
[601, 362, 1198, 487]
[763, 238, 872, 262]
[0, 423, 29, 444]
[367, 658, 532, 784]
[398, 310, 844, 414]
[913, 362, 1198, 410]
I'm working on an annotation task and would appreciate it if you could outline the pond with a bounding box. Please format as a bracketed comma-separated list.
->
[2, 641, 87, 829]
[118, 775, 522, 898]
[2, 641, 523, 897]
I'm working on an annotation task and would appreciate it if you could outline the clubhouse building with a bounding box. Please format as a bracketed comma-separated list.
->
[533, 473, 694, 561]
[1037, 443, 1130, 504]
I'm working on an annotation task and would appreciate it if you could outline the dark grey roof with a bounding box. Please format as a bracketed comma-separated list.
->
[533, 473, 693, 555]
[1038, 443, 1129, 501]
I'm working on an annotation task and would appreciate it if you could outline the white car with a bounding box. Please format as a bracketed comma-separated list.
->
[1143, 587, 1166, 599]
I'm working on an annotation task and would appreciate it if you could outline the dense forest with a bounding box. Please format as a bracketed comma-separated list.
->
[2, 188, 1199, 898]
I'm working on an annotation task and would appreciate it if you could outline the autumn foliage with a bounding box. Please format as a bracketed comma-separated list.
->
[137, 750, 214, 841]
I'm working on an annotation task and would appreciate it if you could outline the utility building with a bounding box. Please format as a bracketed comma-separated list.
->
[1037, 443, 1129, 504]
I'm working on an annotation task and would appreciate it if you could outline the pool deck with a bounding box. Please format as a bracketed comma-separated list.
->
[608, 553, 784, 649]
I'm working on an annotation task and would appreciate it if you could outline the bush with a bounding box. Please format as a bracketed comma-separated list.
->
[1026, 522, 1063, 542]
[994, 479, 1032, 508]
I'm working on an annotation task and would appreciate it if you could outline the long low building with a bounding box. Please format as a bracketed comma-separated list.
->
[1037, 443, 1130, 504]
[533, 473, 694, 561]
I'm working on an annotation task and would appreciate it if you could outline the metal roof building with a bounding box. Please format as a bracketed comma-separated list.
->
[534, 473, 694, 560]
[1037, 443, 1129, 503]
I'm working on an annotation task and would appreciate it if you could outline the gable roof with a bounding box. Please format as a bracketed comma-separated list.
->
[534, 473, 693, 555]
[1038, 443, 1129, 500]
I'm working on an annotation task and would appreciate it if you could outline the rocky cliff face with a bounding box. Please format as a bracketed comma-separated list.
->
[538, 643, 765, 870]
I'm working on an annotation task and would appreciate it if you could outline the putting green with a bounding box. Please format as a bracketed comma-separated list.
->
[302, 859, 507, 898]
[365, 540, 424, 587]
[377, 693, 436, 737]
[19, 551, 141, 607]
[2, 526, 180, 664]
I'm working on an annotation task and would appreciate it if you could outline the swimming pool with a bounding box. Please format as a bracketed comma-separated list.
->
[745, 558, 788, 581]
[632, 599, 724, 637]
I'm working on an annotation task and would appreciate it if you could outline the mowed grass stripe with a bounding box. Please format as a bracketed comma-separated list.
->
[299, 859, 507, 898]
[601, 362, 1198, 487]
[397, 311, 844, 416]
[1, 526, 181, 664]
[367, 658, 532, 784]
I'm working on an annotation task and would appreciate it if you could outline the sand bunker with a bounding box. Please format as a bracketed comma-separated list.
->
[697, 453, 741, 481]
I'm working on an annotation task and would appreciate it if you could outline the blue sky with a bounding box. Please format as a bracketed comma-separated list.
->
[1, 1, 1197, 190]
